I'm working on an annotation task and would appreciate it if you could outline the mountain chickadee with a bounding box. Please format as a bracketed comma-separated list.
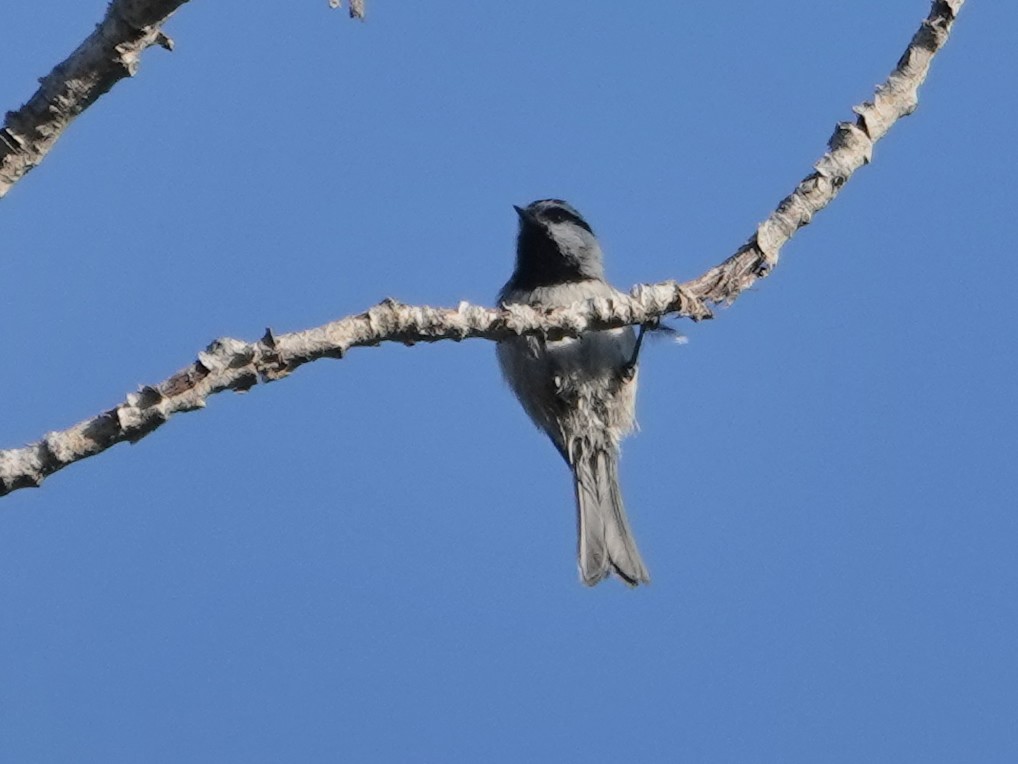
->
[496, 199, 649, 587]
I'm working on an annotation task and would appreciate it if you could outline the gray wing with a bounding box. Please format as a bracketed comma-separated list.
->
[496, 334, 570, 459]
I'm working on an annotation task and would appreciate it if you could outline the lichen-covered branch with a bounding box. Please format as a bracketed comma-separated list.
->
[0, 0, 368, 198]
[0, 0, 964, 497]
[0, 0, 188, 197]
[0, 286, 709, 496]
[686, 0, 964, 303]
[329, 0, 366, 19]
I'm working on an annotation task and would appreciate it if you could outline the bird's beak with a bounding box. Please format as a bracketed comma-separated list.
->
[513, 204, 536, 226]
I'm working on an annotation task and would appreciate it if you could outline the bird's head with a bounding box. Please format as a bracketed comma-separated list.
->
[510, 199, 606, 289]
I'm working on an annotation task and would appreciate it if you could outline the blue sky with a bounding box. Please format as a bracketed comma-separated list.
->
[2, 2, 1015, 761]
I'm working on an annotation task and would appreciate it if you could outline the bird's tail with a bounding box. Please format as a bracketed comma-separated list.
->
[572, 443, 649, 587]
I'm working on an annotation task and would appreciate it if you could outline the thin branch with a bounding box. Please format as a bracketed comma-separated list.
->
[0, 0, 187, 197]
[0, 0, 964, 498]
[685, 0, 965, 304]
[0, 0, 367, 198]
[329, 0, 367, 19]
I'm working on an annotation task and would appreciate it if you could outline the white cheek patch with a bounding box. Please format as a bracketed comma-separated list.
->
[550, 225, 587, 252]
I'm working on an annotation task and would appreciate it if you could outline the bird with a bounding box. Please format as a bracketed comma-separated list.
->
[496, 199, 649, 587]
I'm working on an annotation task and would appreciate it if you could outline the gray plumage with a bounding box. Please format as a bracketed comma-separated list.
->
[496, 199, 649, 587]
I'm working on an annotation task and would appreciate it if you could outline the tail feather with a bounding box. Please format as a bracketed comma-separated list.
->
[573, 445, 649, 587]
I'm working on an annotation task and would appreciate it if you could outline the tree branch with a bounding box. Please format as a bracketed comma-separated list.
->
[685, 0, 965, 304]
[0, 0, 964, 498]
[329, 0, 366, 19]
[0, 0, 368, 198]
[0, 0, 187, 197]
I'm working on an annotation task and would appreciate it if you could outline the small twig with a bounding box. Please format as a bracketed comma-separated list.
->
[329, 0, 366, 19]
